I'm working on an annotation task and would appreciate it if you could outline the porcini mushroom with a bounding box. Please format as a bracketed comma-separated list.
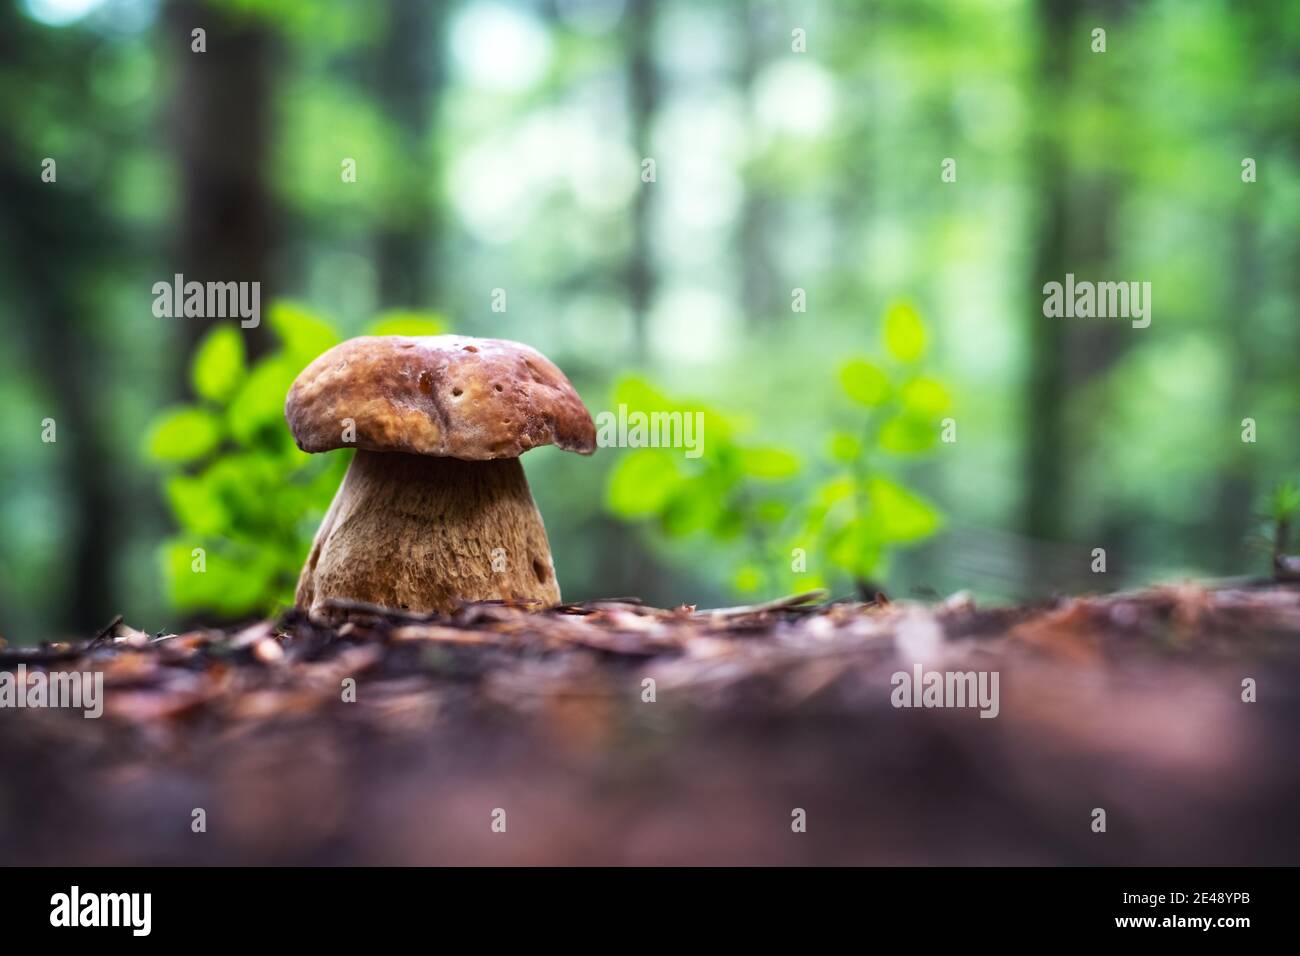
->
[284, 335, 596, 620]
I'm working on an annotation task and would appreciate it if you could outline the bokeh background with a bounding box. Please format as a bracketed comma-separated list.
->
[1, 0, 1297, 641]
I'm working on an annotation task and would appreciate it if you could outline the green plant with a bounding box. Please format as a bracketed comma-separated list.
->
[605, 300, 948, 599]
[604, 377, 801, 595]
[144, 303, 446, 617]
[803, 300, 949, 596]
[1261, 480, 1300, 562]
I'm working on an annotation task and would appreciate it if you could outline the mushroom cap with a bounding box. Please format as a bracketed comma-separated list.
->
[285, 335, 597, 460]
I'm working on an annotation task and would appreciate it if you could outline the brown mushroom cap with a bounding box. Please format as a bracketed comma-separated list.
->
[285, 335, 597, 460]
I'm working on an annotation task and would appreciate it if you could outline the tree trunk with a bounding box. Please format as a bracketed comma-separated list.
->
[625, 0, 660, 357]
[1023, 0, 1075, 574]
[0, 8, 121, 634]
[165, 0, 276, 371]
[374, 0, 447, 308]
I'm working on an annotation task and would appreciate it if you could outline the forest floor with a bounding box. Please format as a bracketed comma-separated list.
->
[2, 582, 1298, 865]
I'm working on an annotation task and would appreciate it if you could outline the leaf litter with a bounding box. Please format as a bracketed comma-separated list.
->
[1, 582, 1298, 864]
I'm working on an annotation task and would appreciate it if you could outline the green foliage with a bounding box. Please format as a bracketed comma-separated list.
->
[144, 407, 223, 463]
[840, 359, 890, 407]
[606, 301, 947, 598]
[1267, 481, 1300, 524]
[364, 311, 448, 338]
[145, 304, 447, 617]
[603, 379, 789, 555]
[883, 301, 928, 363]
[191, 326, 245, 403]
[1254, 480, 1300, 560]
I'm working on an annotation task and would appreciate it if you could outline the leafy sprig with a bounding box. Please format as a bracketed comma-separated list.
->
[144, 304, 446, 616]
[606, 300, 949, 598]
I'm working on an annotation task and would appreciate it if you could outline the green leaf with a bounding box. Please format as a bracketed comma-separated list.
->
[200, 453, 288, 536]
[227, 356, 298, 447]
[733, 564, 764, 593]
[878, 415, 938, 453]
[815, 475, 855, 506]
[162, 538, 282, 616]
[709, 504, 745, 540]
[612, 376, 672, 413]
[792, 572, 827, 592]
[739, 446, 800, 479]
[609, 377, 733, 444]
[899, 376, 952, 417]
[802, 476, 855, 541]
[868, 476, 941, 542]
[829, 432, 862, 462]
[365, 311, 448, 337]
[144, 406, 223, 463]
[605, 449, 680, 517]
[268, 301, 340, 363]
[883, 300, 927, 363]
[1270, 481, 1300, 521]
[191, 326, 246, 403]
[661, 478, 723, 536]
[756, 499, 789, 523]
[164, 474, 229, 536]
[840, 359, 891, 406]
[827, 520, 882, 578]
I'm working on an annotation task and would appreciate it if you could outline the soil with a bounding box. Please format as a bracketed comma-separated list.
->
[1, 583, 1297, 865]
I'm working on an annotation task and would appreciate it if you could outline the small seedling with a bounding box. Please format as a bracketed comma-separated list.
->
[1264, 481, 1300, 580]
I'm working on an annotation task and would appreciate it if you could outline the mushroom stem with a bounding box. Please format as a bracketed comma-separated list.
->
[295, 450, 561, 620]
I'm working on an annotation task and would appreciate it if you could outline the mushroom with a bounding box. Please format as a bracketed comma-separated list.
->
[284, 335, 596, 620]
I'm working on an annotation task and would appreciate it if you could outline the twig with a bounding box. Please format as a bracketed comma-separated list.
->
[85, 614, 125, 650]
[693, 590, 829, 618]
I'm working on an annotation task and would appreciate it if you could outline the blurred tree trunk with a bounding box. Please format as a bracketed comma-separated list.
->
[738, 3, 776, 328]
[625, 0, 659, 357]
[1214, 3, 1289, 572]
[1077, 175, 1127, 586]
[603, 0, 664, 598]
[1023, 0, 1075, 574]
[1026, 1, 1133, 593]
[834, 4, 877, 325]
[374, 0, 447, 308]
[0, 8, 120, 633]
[1214, 216, 1261, 566]
[165, 0, 275, 372]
